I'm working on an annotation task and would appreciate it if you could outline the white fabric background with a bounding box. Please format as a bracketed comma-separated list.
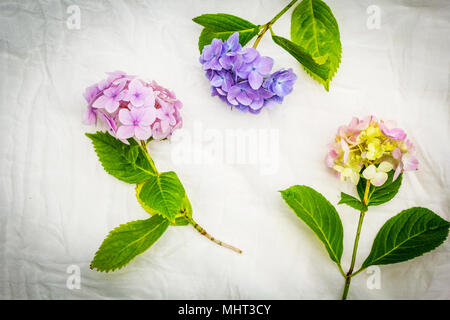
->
[0, 0, 449, 299]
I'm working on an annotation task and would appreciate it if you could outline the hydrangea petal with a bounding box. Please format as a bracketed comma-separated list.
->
[380, 123, 407, 141]
[363, 165, 377, 180]
[116, 125, 135, 140]
[242, 48, 259, 63]
[350, 171, 360, 185]
[393, 164, 403, 181]
[392, 147, 402, 159]
[134, 126, 152, 140]
[236, 91, 252, 106]
[371, 171, 388, 187]
[403, 155, 419, 171]
[378, 161, 394, 172]
[83, 107, 97, 125]
[139, 107, 157, 126]
[248, 71, 263, 90]
[255, 56, 274, 74]
[92, 95, 109, 109]
[104, 98, 120, 113]
[340, 140, 350, 164]
[119, 109, 133, 125]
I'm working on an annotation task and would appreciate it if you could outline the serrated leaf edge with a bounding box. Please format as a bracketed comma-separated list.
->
[361, 208, 450, 269]
[338, 192, 368, 212]
[279, 186, 343, 264]
[90, 217, 169, 273]
[85, 132, 156, 181]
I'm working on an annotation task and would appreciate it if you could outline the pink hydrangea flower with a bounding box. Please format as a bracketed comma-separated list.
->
[93, 81, 126, 113]
[84, 106, 97, 125]
[124, 79, 154, 108]
[107, 70, 135, 85]
[83, 71, 182, 142]
[116, 108, 156, 140]
[83, 84, 100, 104]
[379, 122, 407, 141]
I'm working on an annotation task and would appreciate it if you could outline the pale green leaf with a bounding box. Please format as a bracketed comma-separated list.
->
[86, 131, 156, 183]
[271, 34, 330, 83]
[137, 171, 186, 223]
[91, 215, 169, 272]
[291, 0, 341, 90]
[136, 182, 192, 226]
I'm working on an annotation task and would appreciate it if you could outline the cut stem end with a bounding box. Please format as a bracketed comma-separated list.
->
[189, 218, 242, 254]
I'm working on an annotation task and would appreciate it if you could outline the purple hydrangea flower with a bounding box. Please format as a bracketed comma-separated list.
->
[241, 55, 274, 89]
[222, 32, 242, 54]
[227, 81, 273, 112]
[263, 68, 297, 97]
[208, 70, 235, 92]
[200, 38, 223, 71]
[211, 86, 231, 106]
[199, 32, 296, 113]
[219, 53, 243, 75]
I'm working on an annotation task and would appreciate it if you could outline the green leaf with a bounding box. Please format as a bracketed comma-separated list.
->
[357, 171, 402, 207]
[290, 0, 341, 90]
[136, 182, 192, 226]
[193, 13, 260, 52]
[272, 34, 330, 83]
[86, 131, 156, 183]
[361, 207, 450, 269]
[338, 192, 368, 212]
[91, 215, 170, 272]
[137, 171, 187, 223]
[280, 185, 344, 264]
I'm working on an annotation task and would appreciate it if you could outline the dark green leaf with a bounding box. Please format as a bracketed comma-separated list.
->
[280, 185, 344, 264]
[271, 35, 330, 82]
[357, 171, 402, 207]
[193, 13, 260, 52]
[362, 207, 450, 268]
[137, 171, 186, 223]
[338, 192, 368, 212]
[86, 131, 156, 183]
[91, 215, 169, 272]
[290, 0, 341, 90]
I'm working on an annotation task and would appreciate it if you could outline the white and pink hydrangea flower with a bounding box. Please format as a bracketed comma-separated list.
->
[83, 71, 182, 142]
[326, 116, 418, 187]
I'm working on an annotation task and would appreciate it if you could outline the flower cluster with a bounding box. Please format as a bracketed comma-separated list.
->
[325, 116, 418, 186]
[200, 32, 297, 113]
[83, 71, 182, 142]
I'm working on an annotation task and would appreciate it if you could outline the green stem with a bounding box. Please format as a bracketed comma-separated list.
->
[342, 210, 365, 300]
[348, 266, 365, 278]
[139, 140, 242, 254]
[253, 0, 299, 48]
[140, 140, 158, 173]
[341, 180, 371, 300]
[337, 263, 346, 278]
[186, 215, 242, 254]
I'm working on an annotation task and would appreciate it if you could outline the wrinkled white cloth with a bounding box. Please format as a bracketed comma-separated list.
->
[0, 0, 449, 299]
